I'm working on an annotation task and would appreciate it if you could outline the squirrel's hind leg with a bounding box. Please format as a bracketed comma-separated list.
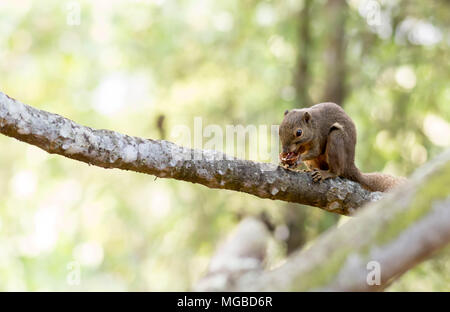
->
[325, 125, 347, 176]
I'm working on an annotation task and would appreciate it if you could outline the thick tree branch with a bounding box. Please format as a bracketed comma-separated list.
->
[195, 217, 270, 291]
[0, 91, 381, 215]
[201, 149, 450, 291]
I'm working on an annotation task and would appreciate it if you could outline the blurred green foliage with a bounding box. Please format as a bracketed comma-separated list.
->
[0, 0, 448, 291]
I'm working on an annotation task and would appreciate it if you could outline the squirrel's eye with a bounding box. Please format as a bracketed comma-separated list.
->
[296, 129, 303, 137]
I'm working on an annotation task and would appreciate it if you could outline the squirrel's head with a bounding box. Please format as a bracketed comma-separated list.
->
[279, 109, 315, 154]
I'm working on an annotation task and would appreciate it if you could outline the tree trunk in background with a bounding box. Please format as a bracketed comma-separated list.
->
[285, 0, 350, 254]
[322, 0, 347, 105]
[283, 205, 307, 254]
[283, 0, 313, 254]
[294, 0, 312, 108]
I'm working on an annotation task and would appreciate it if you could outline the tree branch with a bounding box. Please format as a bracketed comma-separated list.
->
[203, 149, 450, 291]
[195, 217, 270, 291]
[0, 91, 381, 215]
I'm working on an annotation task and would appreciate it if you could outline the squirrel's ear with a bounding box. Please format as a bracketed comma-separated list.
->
[284, 110, 289, 116]
[303, 111, 311, 122]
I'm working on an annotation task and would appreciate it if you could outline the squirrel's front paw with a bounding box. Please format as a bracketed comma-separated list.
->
[311, 169, 323, 182]
[311, 169, 337, 182]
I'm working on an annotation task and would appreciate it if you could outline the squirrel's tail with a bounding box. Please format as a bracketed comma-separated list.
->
[358, 172, 407, 192]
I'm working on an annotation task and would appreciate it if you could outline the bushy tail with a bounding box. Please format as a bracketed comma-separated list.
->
[359, 172, 407, 192]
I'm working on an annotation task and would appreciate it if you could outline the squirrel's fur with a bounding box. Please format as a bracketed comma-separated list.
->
[279, 102, 406, 192]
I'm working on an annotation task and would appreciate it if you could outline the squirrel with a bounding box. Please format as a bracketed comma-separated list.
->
[279, 102, 406, 192]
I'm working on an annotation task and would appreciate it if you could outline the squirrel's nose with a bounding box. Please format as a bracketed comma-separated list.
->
[289, 144, 298, 153]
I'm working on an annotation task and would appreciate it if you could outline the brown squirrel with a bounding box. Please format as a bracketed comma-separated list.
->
[279, 102, 406, 192]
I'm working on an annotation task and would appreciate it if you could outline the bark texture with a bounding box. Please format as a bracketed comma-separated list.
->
[0, 91, 382, 215]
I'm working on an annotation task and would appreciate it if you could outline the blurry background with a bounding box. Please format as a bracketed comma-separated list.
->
[0, 0, 449, 291]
